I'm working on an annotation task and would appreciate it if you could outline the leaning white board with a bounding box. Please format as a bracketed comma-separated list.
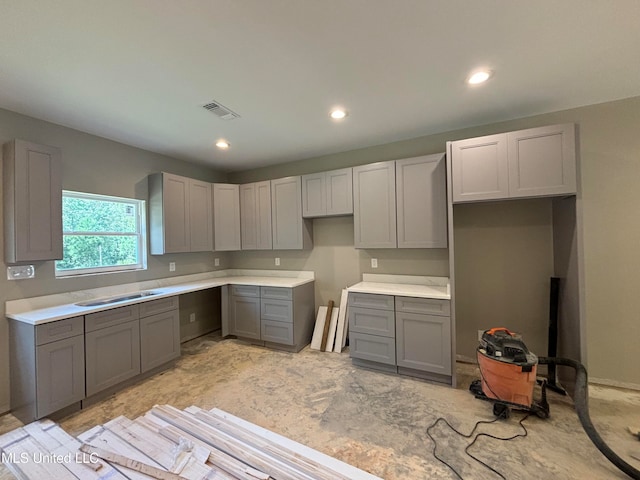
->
[310, 306, 328, 350]
[333, 289, 349, 353]
[325, 308, 340, 352]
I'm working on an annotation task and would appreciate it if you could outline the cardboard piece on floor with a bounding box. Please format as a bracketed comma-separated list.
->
[332, 289, 349, 353]
[310, 306, 328, 350]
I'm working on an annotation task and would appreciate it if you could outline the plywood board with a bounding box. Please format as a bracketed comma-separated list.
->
[333, 289, 349, 352]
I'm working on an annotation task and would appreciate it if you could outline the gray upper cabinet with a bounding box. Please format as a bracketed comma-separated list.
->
[301, 168, 353, 218]
[353, 161, 397, 248]
[396, 154, 448, 248]
[271, 176, 313, 250]
[240, 181, 273, 250]
[3, 139, 63, 263]
[149, 172, 213, 254]
[450, 133, 509, 203]
[507, 123, 576, 198]
[450, 123, 577, 203]
[188, 179, 214, 252]
[213, 183, 241, 251]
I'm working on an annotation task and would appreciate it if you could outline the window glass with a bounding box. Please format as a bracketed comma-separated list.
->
[56, 191, 146, 277]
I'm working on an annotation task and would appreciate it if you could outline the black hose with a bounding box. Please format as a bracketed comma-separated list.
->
[539, 356, 640, 479]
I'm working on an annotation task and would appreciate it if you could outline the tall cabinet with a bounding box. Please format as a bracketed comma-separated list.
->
[213, 183, 241, 251]
[3, 139, 63, 263]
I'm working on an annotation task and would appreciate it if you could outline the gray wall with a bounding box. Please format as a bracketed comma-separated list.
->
[230, 96, 640, 389]
[0, 108, 231, 412]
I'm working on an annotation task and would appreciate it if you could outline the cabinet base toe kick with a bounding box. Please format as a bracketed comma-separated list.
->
[351, 358, 453, 385]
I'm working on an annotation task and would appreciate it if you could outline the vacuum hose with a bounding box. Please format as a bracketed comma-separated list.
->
[539, 356, 640, 479]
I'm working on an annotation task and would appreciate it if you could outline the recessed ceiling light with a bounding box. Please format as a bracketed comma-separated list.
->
[330, 108, 348, 120]
[467, 69, 492, 85]
[215, 139, 230, 149]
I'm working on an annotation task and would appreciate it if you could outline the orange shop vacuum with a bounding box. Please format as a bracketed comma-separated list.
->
[470, 327, 549, 418]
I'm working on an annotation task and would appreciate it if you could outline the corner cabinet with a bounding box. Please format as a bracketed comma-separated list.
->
[450, 123, 576, 203]
[301, 168, 353, 218]
[3, 139, 63, 263]
[213, 183, 241, 251]
[149, 172, 213, 254]
[240, 181, 273, 250]
[271, 176, 313, 250]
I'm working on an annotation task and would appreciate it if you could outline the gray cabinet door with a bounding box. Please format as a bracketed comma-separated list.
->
[230, 295, 261, 339]
[396, 312, 451, 375]
[353, 161, 397, 248]
[507, 123, 576, 198]
[450, 133, 509, 203]
[301, 172, 326, 217]
[140, 309, 180, 372]
[271, 176, 312, 250]
[396, 154, 447, 248]
[189, 179, 213, 252]
[36, 335, 84, 418]
[349, 332, 396, 366]
[3, 139, 63, 263]
[240, 181, 272, 250]
[213, 183, 241, 251]
[85, 320, 141, 396]
[325, 168, 353, 216]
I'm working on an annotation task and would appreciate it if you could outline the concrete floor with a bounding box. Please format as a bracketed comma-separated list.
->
[1, 332, 639, 479]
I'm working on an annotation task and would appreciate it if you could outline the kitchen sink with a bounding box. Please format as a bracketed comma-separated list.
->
[75, 291, 159, 307]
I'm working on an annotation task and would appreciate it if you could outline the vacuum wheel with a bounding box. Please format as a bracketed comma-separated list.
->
[493, 402, 511, 419]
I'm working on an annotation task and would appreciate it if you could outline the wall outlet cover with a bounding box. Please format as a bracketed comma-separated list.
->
[189, 313, 196, 323]
[371, 258, 378, 268]
[214, 258, 220, 267]
[169, 262, 176, 272]
[275, 257, 280, 266]
[7, 265, 35, 280]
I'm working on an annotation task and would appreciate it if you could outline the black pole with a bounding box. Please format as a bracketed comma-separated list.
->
[547, 277, 567, 395]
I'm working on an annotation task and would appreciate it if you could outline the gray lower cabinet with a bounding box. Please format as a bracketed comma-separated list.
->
[9, 316, 85, 423]
[223, 282, 315, 352]
[348, 293, 452, 383]
[85, 318, 141, 397]
[140, 297, 180, 373]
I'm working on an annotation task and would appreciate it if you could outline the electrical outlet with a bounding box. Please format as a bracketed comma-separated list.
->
[7, 265, 35, 280]
[189, 313, 196, 323]
[214, 258, 220, 267]
[478, 330, 484, 341]
[371, 258, 378, 268]
[275, 257, 280, 266]
[169, 262, 176, 272]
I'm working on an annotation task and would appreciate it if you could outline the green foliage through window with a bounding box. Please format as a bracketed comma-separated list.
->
[56, 191, 146, 276]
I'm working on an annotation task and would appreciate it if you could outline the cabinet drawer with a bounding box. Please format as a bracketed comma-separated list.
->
[85, 305, 139, 333]
[261, 298, 293, 323]
[395, 297, 450, 316]
[261, 320, 294, 345]
[260, 286, 292, 300]
[231, 285, 261, 297]
[35, 316, 84, 346]
[348, 293, 394, 311]
[349, 332, 396, 366]
[139, 296, 179, 318]
[348, 306, 395, 337]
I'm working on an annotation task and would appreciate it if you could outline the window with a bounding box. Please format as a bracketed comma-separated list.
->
[55, 191, 147, 277]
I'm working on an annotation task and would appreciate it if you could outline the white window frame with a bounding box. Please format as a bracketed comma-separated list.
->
[56, 190, 147, 277]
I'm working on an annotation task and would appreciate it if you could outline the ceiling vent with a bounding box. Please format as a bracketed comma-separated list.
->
[202, 100, 240, 120]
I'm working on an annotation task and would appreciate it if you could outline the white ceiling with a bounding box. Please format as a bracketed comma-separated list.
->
[1, 1, 639, 172]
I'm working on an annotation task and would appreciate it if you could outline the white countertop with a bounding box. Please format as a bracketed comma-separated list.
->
[6, 270, 314, 325]
[346, 274, 450, 300]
